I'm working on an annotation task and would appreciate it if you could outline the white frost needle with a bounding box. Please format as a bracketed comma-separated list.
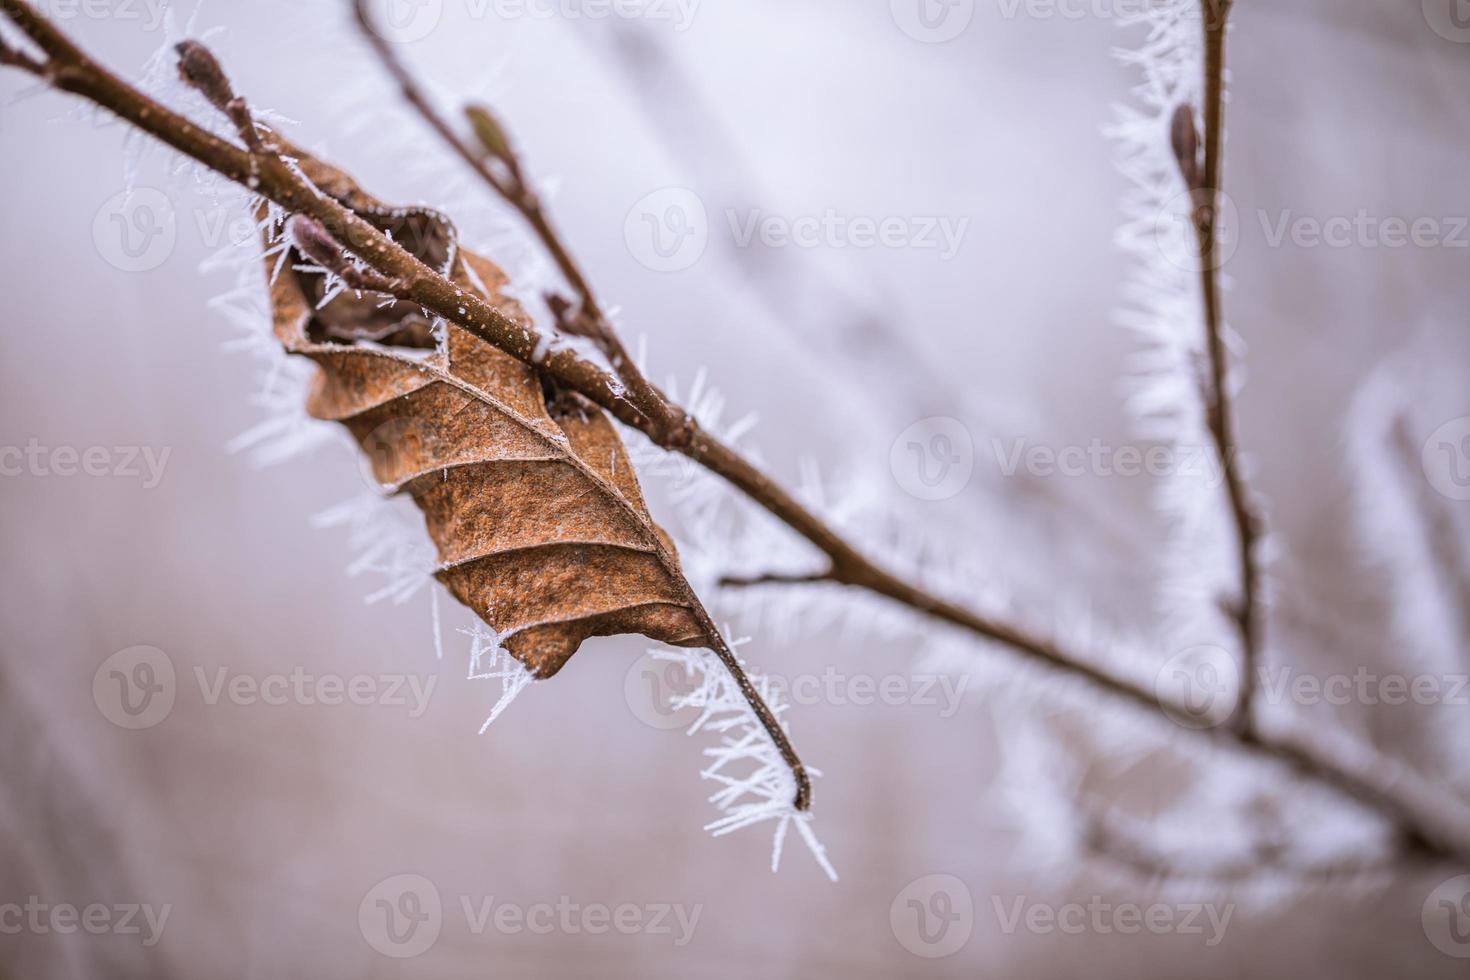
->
[652, 642, 837, 881]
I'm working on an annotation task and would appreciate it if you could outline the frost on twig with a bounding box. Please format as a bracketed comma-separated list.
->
[649, 641, 837, 881]
[1108, 0, 1243, 659]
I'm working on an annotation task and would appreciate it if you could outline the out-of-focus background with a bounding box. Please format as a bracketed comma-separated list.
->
[2, 0, 1468, 976]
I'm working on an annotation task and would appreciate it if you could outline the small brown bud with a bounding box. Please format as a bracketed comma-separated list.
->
[465, 104, 515, 163]
[1170, 103, 1200, 190]
[174, 41, 234, 111]
[288, 215, 399, 294]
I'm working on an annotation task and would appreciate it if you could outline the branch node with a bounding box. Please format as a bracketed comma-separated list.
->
[287, 215, 404, 295]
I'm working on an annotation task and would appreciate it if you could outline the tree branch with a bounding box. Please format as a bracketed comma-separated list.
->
[2, 0, 1465, 867]
[352, 0, 693, 450]
[1175, 0, 1263, 736]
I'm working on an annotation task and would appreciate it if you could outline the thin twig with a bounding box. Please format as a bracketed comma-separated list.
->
[582, 19, 1153, 578]
[0, 28, 42, 72]
[1183, 0, 1263, 736]
[345, 12, 806, 802]
[1, 0, 1465, 867]
[352, 0, 693, 450]
[720, 571, 836, 588]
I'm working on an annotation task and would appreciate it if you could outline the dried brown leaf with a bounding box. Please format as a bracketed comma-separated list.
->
[267, 157, 705, 678]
